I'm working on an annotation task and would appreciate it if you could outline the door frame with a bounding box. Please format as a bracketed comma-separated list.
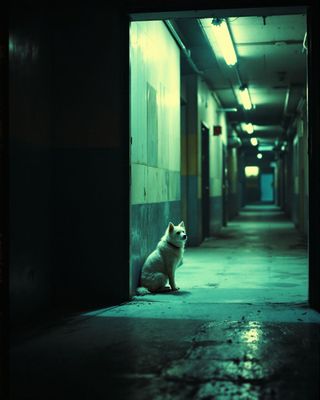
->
[128, 2, 320, 311]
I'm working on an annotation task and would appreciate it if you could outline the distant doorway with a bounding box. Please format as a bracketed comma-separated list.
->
[260, 173, 274, 202]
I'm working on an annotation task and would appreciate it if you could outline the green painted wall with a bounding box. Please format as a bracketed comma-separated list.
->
[130, 21, 181, 294]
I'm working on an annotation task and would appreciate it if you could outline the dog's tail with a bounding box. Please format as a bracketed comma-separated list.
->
[135, 287, 150, 296]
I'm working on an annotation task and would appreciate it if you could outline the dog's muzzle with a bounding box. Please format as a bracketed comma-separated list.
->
[182, 234, 187, 240]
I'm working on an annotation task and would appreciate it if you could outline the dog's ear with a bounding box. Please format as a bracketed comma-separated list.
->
[168, 222, 174, 233]
[179, 221, 185, 228]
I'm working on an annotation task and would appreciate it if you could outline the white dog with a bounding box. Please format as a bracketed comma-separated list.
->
[138, 221, 187, 293]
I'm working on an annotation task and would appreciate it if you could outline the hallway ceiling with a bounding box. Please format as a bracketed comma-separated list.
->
[173, 12, 307, 153]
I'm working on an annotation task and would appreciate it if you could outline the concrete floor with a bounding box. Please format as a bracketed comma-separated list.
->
[10, 205, 320, 399]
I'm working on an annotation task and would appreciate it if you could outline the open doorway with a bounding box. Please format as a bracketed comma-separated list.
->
[7, 5, 320, 400]
[260, 172, 274, 203]
[129, 5, 313, 307]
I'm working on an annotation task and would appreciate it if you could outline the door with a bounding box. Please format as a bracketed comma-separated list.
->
[260, 173, 274, 202]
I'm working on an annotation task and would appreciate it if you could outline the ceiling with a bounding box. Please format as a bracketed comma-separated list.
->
[172, 11, 307, 158]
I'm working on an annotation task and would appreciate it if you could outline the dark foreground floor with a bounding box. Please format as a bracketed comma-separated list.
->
[10, 315, 320, 399]
[9, 206, 320, 399]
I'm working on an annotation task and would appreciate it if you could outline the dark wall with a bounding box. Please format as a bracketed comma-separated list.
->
[244, 176, 260, 204]
[50, 7, 129, 310]
[9, 4, 130, 324]
[9, 10, 53, 323]
[307, 3, 320, 310]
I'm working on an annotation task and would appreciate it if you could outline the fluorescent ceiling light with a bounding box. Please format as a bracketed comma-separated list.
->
[218, 108, 238, 112]
[200, 18, 237, 66]
[241, 122, 254, 134]
[245, 166, 259, 177]
[258, 145, 274, 152]
[250, 138, 258, 146]
[246, 123, 254, 134]
[239, 85, 253, 110]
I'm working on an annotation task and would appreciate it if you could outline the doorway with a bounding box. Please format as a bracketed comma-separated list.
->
[260, 172, 274, 203]
[128, 3, 318, 309]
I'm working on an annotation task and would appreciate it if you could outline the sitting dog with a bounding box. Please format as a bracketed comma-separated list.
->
[139, 221, 187, 293]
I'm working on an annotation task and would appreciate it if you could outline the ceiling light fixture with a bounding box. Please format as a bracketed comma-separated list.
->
[245, 166, 259, 177]
[257, 153, 263, 159]
[250, 137, 258, 146]
[218, 108, 238, 112]
[211, 18, 237, 66]
[239, 85, 253, 110]
[258, 145, 274, 152]
[199, 18, 237, 67]
[241, 122, 254, 134]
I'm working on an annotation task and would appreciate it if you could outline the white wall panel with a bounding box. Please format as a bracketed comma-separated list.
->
[130, 21, 180, 205]
[146, 166, 168, 203]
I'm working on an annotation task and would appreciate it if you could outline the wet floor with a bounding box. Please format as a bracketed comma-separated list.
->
[10, 205, 320, 399]
[177, 204, 308, 304]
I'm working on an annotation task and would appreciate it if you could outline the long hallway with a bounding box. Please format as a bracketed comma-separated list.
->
[178, 204, 308, 304]
[6, 4, 320, 400]
[10, 207, 320, 399]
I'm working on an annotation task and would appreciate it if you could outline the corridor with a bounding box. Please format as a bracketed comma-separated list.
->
[6, 3, 320, 400]
[178, 204, 308, 304]
[10, 207, 320, 399]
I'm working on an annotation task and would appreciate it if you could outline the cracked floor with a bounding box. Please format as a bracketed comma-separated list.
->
[10, 205, 320, 399]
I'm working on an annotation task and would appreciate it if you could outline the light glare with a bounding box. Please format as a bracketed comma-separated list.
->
[211, 20, 237, 66]
[239, 87, 253, 110]
[250, 138, 258, 146]
[245, 166, 259, 177]
[200, 19, 237, 66]
[258, 145, 274, 152]
[241, 122, 254, 134]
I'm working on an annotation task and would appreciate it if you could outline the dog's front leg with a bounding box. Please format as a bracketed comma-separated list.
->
[167, 265, 179, 291]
